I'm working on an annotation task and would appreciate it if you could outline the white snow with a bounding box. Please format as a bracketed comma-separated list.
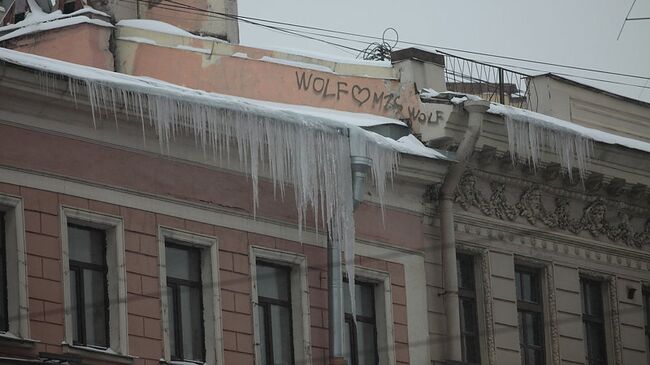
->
[260, 56, 334, 73]
[0, 15, 113, 42]
[117, 36, 157, 45]
[0, 6, 109, 34]
[420, 88, 481, 104]
[488, 103, 650, 154]
[176, 44, 211, 54]
[116, 19, 227, 43]
[231, 52, 248, 58]
[258, 45, 393, 68]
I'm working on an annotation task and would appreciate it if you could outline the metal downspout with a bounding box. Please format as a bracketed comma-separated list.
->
[329, 128, 371, 365]
[439, 100, 490, 362]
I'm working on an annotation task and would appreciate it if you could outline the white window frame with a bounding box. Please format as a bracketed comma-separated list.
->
[0, 194, 30, 341]
[250, 246, 311, 365]
[352, 266, 396, 365]
[60, 206, 128, 355]
[158, 226, 224, 365]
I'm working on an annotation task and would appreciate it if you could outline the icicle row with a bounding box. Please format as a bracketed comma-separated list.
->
[505, 114, 593, 180]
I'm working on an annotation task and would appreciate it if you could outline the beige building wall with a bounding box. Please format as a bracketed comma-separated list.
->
[528, 75, 650, 143]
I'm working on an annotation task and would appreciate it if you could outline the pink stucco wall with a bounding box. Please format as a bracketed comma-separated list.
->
[119, 43, 428, 130]
[2, 23, 114, 71]
[0, 123, 413, 364]
[0, 124, 424, 251]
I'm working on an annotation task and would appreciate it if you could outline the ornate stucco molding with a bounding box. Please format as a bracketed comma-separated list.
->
[454, 170, 650, 248]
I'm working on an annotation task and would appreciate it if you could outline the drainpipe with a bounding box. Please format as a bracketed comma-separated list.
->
[329, 128, 371, 365]
[439, 100, 490, 362]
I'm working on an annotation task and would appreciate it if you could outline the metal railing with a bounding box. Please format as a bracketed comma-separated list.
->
[440, 51, 532, 109]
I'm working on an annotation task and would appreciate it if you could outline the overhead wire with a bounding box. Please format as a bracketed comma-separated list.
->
[137, 0, 650, 82]
[114, 0, 650, 92]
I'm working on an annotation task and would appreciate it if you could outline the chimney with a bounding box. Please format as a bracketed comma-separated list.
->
[391, 47, 446, 92]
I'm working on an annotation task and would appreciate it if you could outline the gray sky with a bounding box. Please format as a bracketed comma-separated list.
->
[237, 0, 650, 103]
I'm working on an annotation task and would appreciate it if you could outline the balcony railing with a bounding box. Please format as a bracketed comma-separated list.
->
[440, 51, 532, 109]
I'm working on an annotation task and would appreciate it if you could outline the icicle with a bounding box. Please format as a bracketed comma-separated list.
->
[32, 71, 404, 333]
[504, 113, 593, 180]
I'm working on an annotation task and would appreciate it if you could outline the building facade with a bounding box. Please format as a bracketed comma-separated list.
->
[0, 2, 649, 365]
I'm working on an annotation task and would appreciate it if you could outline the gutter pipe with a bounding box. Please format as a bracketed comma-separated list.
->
[329, 128, 371, 365]
[438, 100, 490, 362]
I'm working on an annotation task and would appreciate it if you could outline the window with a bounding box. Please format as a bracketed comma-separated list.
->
[0, 194, 30, 340]
[158, 227, 223, 364]
[0, 212, 7, 333]
[68, 224, 109, 348]
[643, 288, 650, 365]
[457, 253, 481, 364]
[342, 281, 378, 365]
[256, 262, 294, 365]
[515, 266, 545, 365]
[250, 246, 310, 365]
[581, 278, 607, 365]
[165, 243, 205, 362]
[61, 207, 128, 356]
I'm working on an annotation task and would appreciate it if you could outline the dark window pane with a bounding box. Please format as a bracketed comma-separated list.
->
[166, 245, 201, 281]
[70, 269, 79, 343]
[166, 287, 177, 359]
[270, 305, 293, 365]
[258, 306, 268, 365]
[343, 282, 375, 318]
[257, 264, 290, 301]
[342, 320, 352, 365]
[458, 254, 480, 364]
[457, 254, 475, 290]
[68, 225, 105, 265]
[0, 213, 7, 332]
[357, 322, 377, 365]
[166, 244, 204, 362]
[84, 269, 107, 347]
[180, 285, 204, 361]
[581, 278, 607, 365]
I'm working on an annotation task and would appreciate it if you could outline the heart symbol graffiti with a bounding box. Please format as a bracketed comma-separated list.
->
[351, 85, 371, 106]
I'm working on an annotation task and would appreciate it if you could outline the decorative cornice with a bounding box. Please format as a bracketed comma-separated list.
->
[454, 170, 650, 249]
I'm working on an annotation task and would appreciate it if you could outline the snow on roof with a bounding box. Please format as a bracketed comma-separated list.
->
[257, 45, 393, 68]
[116, 19, 227, 43]
[488, 103, 650, 154]
[0, 15, 113, 42]
[0, 6, 109, 34]
[259, 56, 334, 74]
[421, 87, 650, 154]
[0, 48, 444, 160]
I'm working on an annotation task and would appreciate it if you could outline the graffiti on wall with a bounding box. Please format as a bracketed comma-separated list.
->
[295, 71, 445, 126]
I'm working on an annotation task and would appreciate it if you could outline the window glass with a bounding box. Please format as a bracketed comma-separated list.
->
[68, 224, 108, 348]
[256, 262, 294, 365]
[68, 225, 105, 265]
[516, 267, 545, 365]
[166, 245, 201, 282]
[457, 253, 481, 364]
[581, 278, 607, 365]
[270, 305, 293, 365]
[84, 269, 108, 346]
[166, 243, 204, 362]
[0, 213, 7, 332]
[257, 264, 290, 301]
[643, 288, 650, 365]
[343, 280, 377, 365]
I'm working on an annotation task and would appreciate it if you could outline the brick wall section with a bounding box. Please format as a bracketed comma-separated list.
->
[0, 183, 410, 364]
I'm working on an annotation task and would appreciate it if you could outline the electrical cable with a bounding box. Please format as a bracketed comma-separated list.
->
[145, 0, 650, 81]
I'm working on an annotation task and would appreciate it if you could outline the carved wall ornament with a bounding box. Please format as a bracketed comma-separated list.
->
[489, 181, 517, 220]
[454, 170, 650, 248]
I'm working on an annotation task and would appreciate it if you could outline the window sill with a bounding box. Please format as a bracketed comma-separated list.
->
[160, 359, 206, 365]
[62, 343, 135, 364]
[0, 332, 38, 348]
